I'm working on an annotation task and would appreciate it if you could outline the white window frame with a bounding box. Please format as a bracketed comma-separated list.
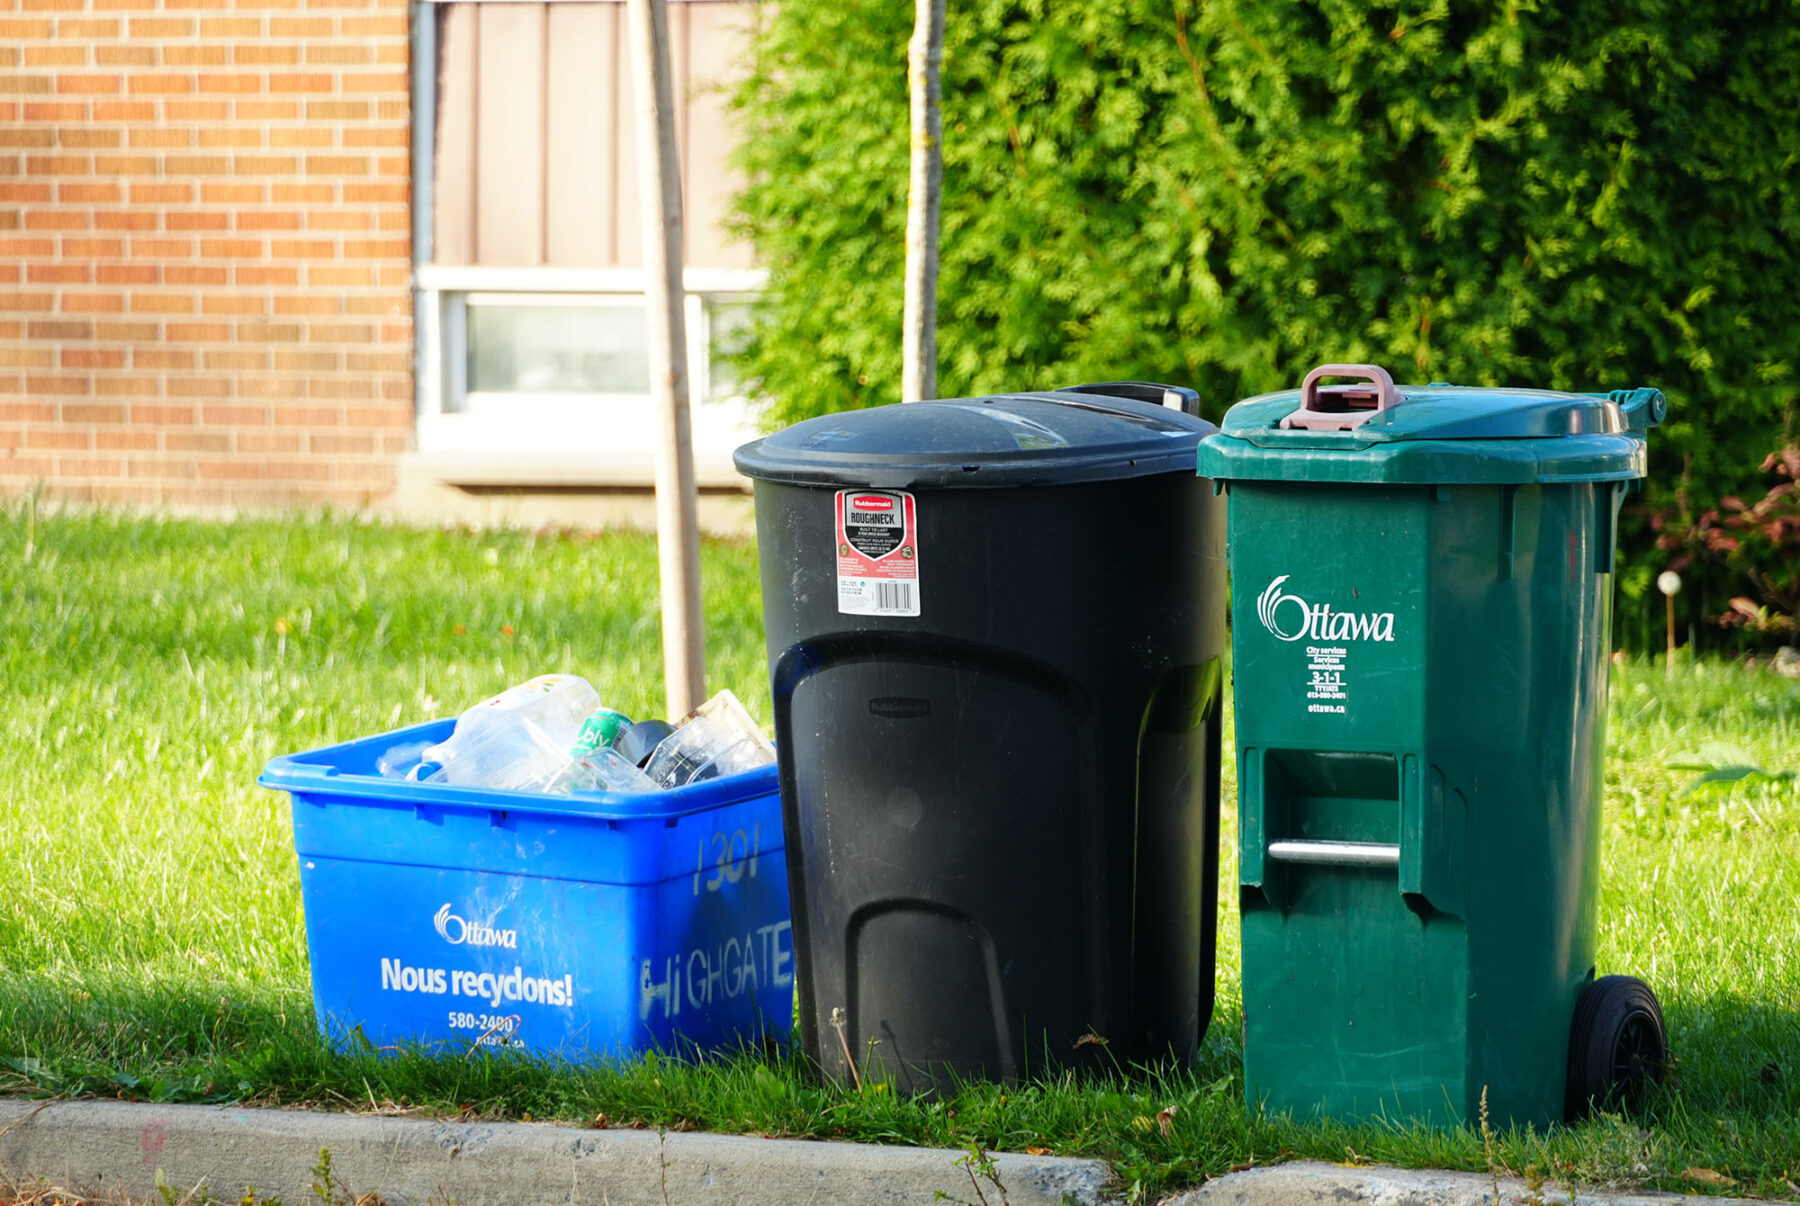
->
[413, 265, 767, 485]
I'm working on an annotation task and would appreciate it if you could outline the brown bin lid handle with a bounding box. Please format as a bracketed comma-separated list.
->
[1281, 364, 1400, 431]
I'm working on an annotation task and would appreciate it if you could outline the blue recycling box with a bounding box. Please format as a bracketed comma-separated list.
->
[259, 719, 793, 1059]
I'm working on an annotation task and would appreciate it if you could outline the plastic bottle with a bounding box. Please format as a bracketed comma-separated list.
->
[416, 674, 601, 791]
[642, 689, 777, 789]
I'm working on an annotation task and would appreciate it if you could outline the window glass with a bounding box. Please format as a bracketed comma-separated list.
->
[705, 297, 756, 402]
[466, 298, 651, 395]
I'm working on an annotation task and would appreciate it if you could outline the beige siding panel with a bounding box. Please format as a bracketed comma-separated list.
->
[433, 2, 479, 265]
[474, 2, 548, 266]
[612, 3, 642, 269]
[544, 4, 613, 266]
[684, 0, 753, 269]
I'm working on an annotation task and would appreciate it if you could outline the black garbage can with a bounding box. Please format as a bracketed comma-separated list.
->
[734, 384, 1227, 1091]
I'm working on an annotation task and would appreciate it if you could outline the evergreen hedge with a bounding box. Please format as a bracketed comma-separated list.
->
[730, 0, 1800, 646]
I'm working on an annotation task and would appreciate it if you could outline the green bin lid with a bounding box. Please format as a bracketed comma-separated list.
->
[735, 385, 1218, 489]
[1196, 364, 1664, 486]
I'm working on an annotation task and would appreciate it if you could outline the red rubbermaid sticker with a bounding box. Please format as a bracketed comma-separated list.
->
[835, 489, 920, 617]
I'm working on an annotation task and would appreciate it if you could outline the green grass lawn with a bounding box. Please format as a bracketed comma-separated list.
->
[1, 504, 1796, 1201]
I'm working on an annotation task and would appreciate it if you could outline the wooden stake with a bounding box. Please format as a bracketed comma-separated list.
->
[626, 0, 705, 719]
[900, 0, 945, 403]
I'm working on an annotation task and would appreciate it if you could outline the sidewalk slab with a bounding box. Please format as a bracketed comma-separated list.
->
[1172, 1160, 1782, 1206]
[0, 1099, 1111, 1206]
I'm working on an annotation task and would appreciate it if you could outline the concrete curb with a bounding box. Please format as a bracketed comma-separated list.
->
[1167, 1160, 1781, 1206]
[0, 1099, 1112, 1206]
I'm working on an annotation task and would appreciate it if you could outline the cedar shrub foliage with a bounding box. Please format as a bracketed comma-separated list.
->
[731, 0, 1799, 641]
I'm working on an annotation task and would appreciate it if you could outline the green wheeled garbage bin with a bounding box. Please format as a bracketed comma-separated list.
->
[1196, 364, 1670, 1129]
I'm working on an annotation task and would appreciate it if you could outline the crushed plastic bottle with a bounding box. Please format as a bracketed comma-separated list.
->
[573, 746, 659, 793]
[415, 674, 601, 792]
[642, 689, 777, 789]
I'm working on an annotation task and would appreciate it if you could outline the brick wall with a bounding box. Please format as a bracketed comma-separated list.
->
[0, 0, 413, 511]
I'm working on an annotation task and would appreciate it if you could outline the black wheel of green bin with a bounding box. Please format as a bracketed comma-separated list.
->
[1565, 975, 1667, 1121]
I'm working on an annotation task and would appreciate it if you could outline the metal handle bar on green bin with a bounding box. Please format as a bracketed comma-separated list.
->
[1061, 381, 1201, 417]
[1280, 364, 1400, 432]
[1267, 839, 1401, 868]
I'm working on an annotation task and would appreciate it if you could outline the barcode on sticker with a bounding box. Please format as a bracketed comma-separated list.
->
[875, 581, 913, 613]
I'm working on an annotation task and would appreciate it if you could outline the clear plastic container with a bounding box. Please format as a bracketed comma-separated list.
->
[643, 689, 777, 789]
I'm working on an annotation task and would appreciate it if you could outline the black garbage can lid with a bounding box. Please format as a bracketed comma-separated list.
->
[733, 387, 1218, 489]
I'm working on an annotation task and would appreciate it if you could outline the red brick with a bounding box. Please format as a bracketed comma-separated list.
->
[128, 293, 195, 314]
[234, 155, 298, 175]
[201, 403, 267, 424]
[27, 46, 92, 68]
[198, 16, 260, 35]
[304, 210, 368, 231]
[163, 46, 230, 67]
[25, 154, 90, 174]
[27, 319, 92, 338]
[165, 265, 228, 285]
[307, 322, 371, 343]
[61, 237, 124, 256]
[268, 126, 331, 148]
[200, 293, 265, 314]
[201, 182, 263, 203]
[27, 263, 91, 283]
[233, 265, 296, 286]
[0, 236, 55, 256]
[234, 100, 297, 120]
[269, 405, 341, 427]
[168, 376, 231, 397]
[0, 17, 55, 35]
[272, 350, 335, 370]
[241, 376, 305, 399]
[128, 17, 195, 35]
[28, 211, 93, 230]
[58, 128, 123, 149]
[341, 238, 405, 259]
[92, 155, 158, 175]
[163, 99, 230, 121]
[28, 427, 94, 448]
[196, 459, 265, 480]
[238, 211, 303, 232]
[165, 431, 231, 452]
[128, 127, 194, 148]
[236, 430, 300, 453]
[93, 375, 159, 395]
[3, 291, 57, 312]
[61, 401, 125, 421]
[56, 74, 122, 94]
[201, 350, 268, 371]
[60, 292, 126, 313]
[200, 237, 263, 258]
[23, 101, 87, 121]
[0, 347, 53, 367]
[0, 128, 56, 148]
[89, 101, 154, 121]
[94, 264, 158, 284]
[0, 402, 58, 421]
[306, 265, 370, 287]
[235, 44, 299, 64]
[306, 99, 365, 120]
[166, 321, 231, 341]
[95, 321, 158, 340]
[163, 155, 229, 174]
[168, 211, 230, 231]
[62, 181, 125, 202]
[59, 349, 125, 370]
[129, 182, 192, 203]
[195, 73, 261, 94]
[270, 182, 331, 202]
[0, 183, 54, 202]
[198, 126, 262, 148]
[272, 295, 336, 315]
[308, 376, 373, 400]
[26, 376, 90, 396]
[269, 15, 330, 35]
[2, 75, 56, 96]
[269, 237, 333, 258]
[303, 154, 366, 175]
[130, 404, 195, 423]
[95, 429, 160, 450]
[58, 457, 127, 477]
[95, 47, 160, 67]
[239, 321, 303, 343]
[309, 430, 372, 452]
[129, 238, 195, 256]
[92, 210, 157, 230]
[128, 74, 196, 96]
[306, 45, 369, 65]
